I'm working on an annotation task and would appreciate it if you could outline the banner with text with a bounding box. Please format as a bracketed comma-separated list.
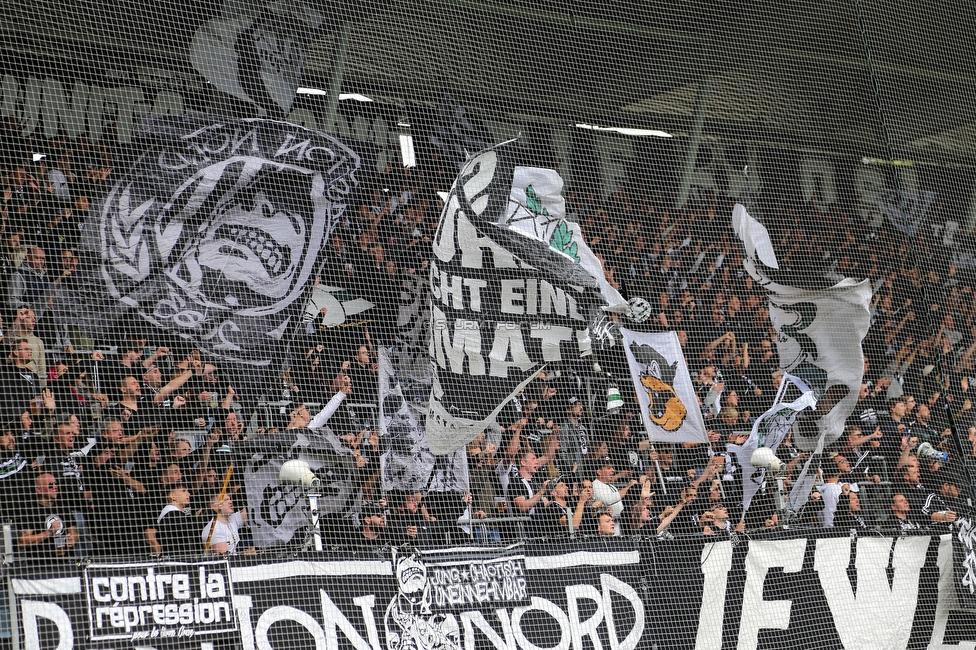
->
[11, 532, 976, 650]
[426, 142, 607, 455]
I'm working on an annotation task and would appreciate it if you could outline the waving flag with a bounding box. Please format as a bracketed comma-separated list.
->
[732, 203, 871, 452]
[622, 329, 708, 444]
[503, 167, 629, 312]
[426, 142, 608, 455]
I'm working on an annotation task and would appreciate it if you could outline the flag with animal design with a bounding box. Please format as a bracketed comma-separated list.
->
[622, 328, 708, 444]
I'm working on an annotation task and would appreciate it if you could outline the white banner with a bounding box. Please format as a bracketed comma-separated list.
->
[733, 204, 871, 451]
[504, 166, 628, 312]
[621, 329, 708, 444]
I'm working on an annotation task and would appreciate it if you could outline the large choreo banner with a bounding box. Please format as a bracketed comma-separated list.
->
[74, 115, 361, 371]
[10, 533, 976, 650]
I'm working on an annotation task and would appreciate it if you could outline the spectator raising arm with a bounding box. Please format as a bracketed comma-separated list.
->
[308, 375, 352, 429]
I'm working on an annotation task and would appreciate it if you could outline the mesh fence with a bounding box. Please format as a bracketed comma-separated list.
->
[1, 1, 976, 648]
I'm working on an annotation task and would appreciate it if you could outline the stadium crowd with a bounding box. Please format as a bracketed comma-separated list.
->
[2, 123, 976, 560]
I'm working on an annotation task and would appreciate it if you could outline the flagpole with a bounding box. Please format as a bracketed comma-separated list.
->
[204, 464, 234, 552]
[652, 450, 667, 494]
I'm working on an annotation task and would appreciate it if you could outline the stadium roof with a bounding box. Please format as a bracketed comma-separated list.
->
[2, 0, 975, 160]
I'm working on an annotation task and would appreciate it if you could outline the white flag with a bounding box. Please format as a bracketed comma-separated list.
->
[733, 203, 871, 452]
[504, 167, 629, 312]
[734, 377, 818, 513]
[622, 329, 708, 444]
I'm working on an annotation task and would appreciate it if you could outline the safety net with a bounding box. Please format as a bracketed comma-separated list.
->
[1, 1, 975, 648]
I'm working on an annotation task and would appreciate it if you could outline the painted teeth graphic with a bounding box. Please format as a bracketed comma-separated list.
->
[219, 225, 290, 276]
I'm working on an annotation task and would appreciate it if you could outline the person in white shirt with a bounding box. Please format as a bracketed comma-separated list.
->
[285, 375, 351, 431]
[820, 454, 852, 527]
[202, 493, 247, 554]
[591, 458, 638, 536]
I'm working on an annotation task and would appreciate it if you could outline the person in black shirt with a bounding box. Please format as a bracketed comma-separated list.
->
[890, 493, 923, 532]
[608, 418, 650, 482]
[355, 501, 388, 548]
[345, 343, 378, 405]
[833, 491, 869, 530]
[0, 420, 30, 523]
[386, 491, 432, 545]
[508, 450, 551, 519]
[530, 476, 591, 539]
[88, 423, 149, 557]
[1, 337, 43, 422]
[898, 455, 933, 516]
[18, 473, 78, 559]
[144, 463, 187, 555]
[156, 484, 202, 556]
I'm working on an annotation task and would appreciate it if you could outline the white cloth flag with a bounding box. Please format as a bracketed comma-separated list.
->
[733, 377, 818, 513]
[733, 203, 871, 452]
[622, 329, 708, 444]
[504, 167, 629, 312]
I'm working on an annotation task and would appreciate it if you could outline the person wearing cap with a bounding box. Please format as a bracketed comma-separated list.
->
[557, 395, 589, 478]
[530, 475, 593, 539]
[591, 457, 638, 536]
[356, 502, 388, 547]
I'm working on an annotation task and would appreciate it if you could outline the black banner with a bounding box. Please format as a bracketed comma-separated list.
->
[71, 114, 360, 370]
[83, 560, 235, 643]
[426, 142, 605, 455]
[10, 532, 976, 650]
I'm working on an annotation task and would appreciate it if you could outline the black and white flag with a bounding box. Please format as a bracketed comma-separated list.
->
[426, 142, 607, 455]
[191, 0, 322, 116]
[84, 115, 360, 369]
[380, 346, 433, 491]
[878, 189, 936, 237]
[732, 203, 870, 452]
[242, 428, 361, 548]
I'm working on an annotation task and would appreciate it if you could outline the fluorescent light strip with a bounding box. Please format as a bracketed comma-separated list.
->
[576, 123, 672, 138]
[296, 88, 374, 102]
[399, 134, 417, 168]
